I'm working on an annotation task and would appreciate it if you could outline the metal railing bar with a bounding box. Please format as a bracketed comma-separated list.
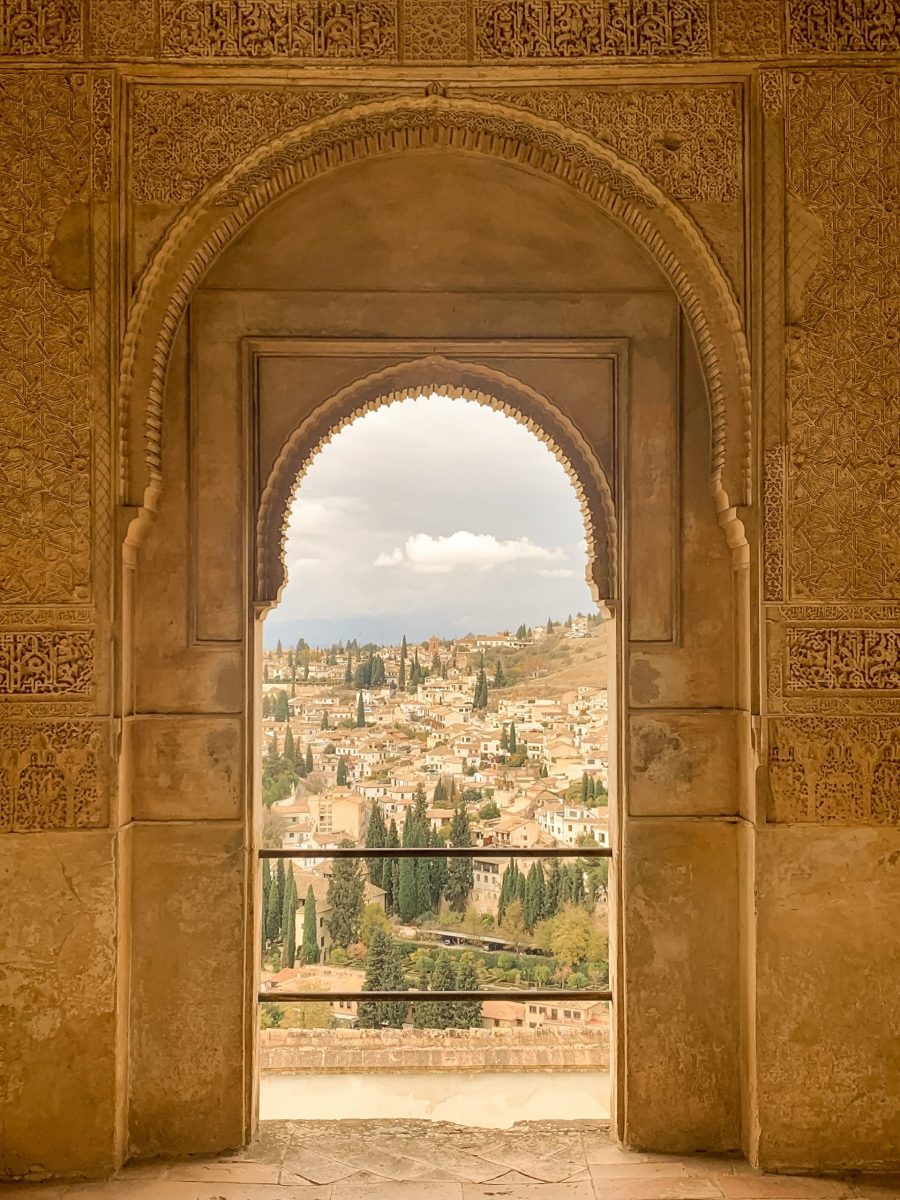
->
[258, 847, 611, 859]
[259, 989, 612, 1003]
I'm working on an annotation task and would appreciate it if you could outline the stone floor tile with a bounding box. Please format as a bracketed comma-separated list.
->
[64, 1183, 202, 1199]
[0, 1188, 69, 1199]
[279, 1151, 358, 1186]
[295, 1140, 431, 1182]
[477, 1147, 575, 1184]
[376, 1140, 507, 1184]
[463, 1182, 594, 1199]
[589, 1178, 723, 1200]
[591, 1165, 700, 1181]
[718, 1178, 858, 1198]
[331, 1180, 463, 1200]
[196, 1187, 331, 1199]
[168, 1163, 282, 1185]
[852, 1181, 900, 1199]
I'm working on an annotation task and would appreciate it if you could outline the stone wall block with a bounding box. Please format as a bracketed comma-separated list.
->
[130, 716, 243, 821]
[628, 712, 739, 816]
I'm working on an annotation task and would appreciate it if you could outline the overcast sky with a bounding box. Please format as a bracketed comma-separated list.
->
[264, 394, 595, 647]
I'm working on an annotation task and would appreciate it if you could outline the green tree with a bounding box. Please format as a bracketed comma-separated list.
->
[550, 903, 594, 967]
[305, 746, 314, 774]
[283, 725, 295, 765]
[516, 623, 527, 639]
[455, 952, 483, 1028]
[385, 817, 400, 913]
[260, 1002, 285, 1029]
[325, 844, 365, 948]
[445, 803, 474, 914]
[355, 692, 366, 728]
[472, 667, 488, 710]
[299, 884, 320, 965]
[276, 639, 283, 656]
[492, 659, 506, 687]
[398, 654, 406, 690]
[273, 690, 290, 722]
[320, 710, 330, 730]
[336, 756, 349, 786]
[274, 858, 286, 922]
[365, 799, 388, 889]
[280, 867, 297, 968]
[508, 722, 517, 753]
[360, 901, 390, 946]
[500, 725, 509, 754]
[344, 654, 353, 685]
[501, 896, 527, 952]
[357, 928, 407, 1029]
[264, 863, 281, 944]
[524, 861, 546, 931]
[478, 798, 500, 821]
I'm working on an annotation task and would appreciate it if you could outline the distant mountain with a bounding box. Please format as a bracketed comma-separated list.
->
[263, 613, 471, 649]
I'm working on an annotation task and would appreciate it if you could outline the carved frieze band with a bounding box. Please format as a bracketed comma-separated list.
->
[0, 0, 81, 55]
[0, 632, 94, 697]
[158, 0, 397, 58]
[787, 0, 900, 53]
[786, 629, 900, 694]
[473, 1, 711, 59]
[0, 721, 107, 833]
[769, 718, 899, 826]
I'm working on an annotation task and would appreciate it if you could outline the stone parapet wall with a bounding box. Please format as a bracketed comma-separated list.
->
[261, 1027, 610, 1074]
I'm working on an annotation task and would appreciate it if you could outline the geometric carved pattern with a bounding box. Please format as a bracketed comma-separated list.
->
[131, 87, 373, 205]
[88, 0, 155, 57]
[474, 0, 711, 58]
[401, 0, 468, 60]
[763, 447, 785, 601]
[158, 0, 397, 58]
[714, 0, 782, 57]
[0, 0, 81, 55]
[786, 629, 900, 693]
[0, 72, 92, 604]
[769, 718, 900, 825]
[0, 721, 107, 832]
[788, 0, 900, 52]
[486, 86, 740, 202]
[0, 632, 94, 697]
[785, 71, 900, 601]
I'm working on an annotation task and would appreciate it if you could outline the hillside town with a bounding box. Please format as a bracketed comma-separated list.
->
[260, 615, 611, 1036]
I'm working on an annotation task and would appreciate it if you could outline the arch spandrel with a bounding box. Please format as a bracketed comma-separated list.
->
[255, 357, 617, 611]
[119, 95, 751, 525]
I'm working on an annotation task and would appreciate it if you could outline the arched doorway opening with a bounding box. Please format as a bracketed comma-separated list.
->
[123, 109, 749, 1162]
[257, 389, 615, 1125]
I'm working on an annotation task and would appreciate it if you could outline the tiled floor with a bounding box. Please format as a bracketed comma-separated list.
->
[2, 1121, 897, 1200]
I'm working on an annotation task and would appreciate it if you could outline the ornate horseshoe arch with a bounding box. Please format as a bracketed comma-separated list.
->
[256, 356, 618, 611]
[119, 95, 752, 530]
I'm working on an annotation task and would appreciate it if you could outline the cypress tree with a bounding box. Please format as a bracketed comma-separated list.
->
[305, 746, 314, 774]
[544, 858, 562, 919]
[581, 771, 589, 804]
[524, 861, 546, 931]
[446, 803, 474, 914]
[280, 867, 297, 968]
[264, 862, 281, 944]
[398, 654, 406, 690]
[358, 928, 407, 1029]
[283, 726, 295, 765]
[344, 655, 353, 685]
[320, 711, 330, 730]
[274, 690, 290, 722]
[433, 950, 459, 1029]
[325, 845, 365, 949]
[300, 884, 320, 964]
[356, 692, 366, 727]
[276, 639, 283, 656]
[540, 762, 549, 778]
[365, 799, 388, 889]
[274, 858, 285, 921]
[509, 722, 517, 753]
[385, 818, 400, 913]
[500, 725, 509, 754]
[336, 757, 349, 786]
[498, 860, 518, 926]
[456, 953, 483, 1029]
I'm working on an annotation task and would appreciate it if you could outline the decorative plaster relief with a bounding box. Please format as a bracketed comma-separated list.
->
[484, 86, 740, 203]
[159, 0, 397, 58]
[0, 0, 81, 55]
[0, 72, 93, 604]
[787, 0, 900, 53]
[89, 0, 156, 57]
[474, 0, 711, 59]
[0, 632, 94, 697]
[785, 70, 900, 601]
[786, 629, 900, 693]
[769, 718, 900, 825]
[763, 447, 785, 601]
[714, 0, 782, 57]
[132, 86, 374, 205]
[402, 0, 468, 60]
[0, 721, 107, 832]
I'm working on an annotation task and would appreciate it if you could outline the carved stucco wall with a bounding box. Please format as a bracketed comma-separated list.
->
[0, 0, 897, 1180]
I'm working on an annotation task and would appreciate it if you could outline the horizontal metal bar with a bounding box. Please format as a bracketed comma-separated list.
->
[259, 990, 612, 1003]
[259, 846, 611, 859]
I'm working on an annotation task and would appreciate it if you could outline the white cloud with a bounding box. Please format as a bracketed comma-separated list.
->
[538, 568, 577, 578]
[374, 531, 566, 574]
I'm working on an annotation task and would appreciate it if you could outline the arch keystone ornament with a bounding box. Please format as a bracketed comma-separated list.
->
[118, 95, 751, 532]
[255, 357, 618, 609]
